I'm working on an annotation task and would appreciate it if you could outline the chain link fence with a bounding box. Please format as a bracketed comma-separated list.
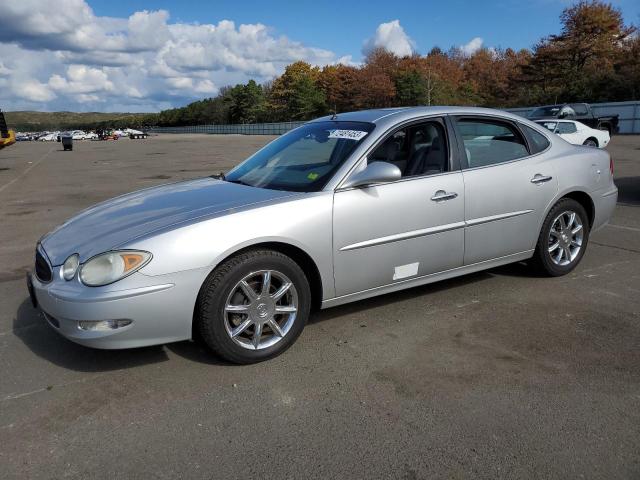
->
[149, 101, 640, 136]
[148, 121, 305, 135]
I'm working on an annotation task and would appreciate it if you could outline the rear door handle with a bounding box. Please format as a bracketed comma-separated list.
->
[531, 174, 553, 184]
[431, 190, 458, 202]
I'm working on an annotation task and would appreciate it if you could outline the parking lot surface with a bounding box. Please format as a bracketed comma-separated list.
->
[1, 135, 639, 479]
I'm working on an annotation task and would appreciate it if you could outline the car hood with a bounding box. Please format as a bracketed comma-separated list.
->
[41, 178, 297, 265]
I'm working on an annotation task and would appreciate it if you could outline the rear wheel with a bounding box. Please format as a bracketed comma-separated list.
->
[196, 249, 310, 364]
[531, 198, 590, 276]
[582, 138, 598, 147]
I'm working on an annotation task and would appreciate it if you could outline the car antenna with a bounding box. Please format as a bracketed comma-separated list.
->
[331, 105, 338, 120]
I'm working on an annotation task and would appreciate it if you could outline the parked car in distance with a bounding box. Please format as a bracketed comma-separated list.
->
[56, 132, 72, 142]
[28, 107, 618, 364]
[528, 103, 618, 134]
[535, 119, 610, 148]
[71, 130, 87, 140]
[40, 132, 59, 141]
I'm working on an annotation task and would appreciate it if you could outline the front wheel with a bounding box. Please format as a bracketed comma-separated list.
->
[196, 249, 310, 364]
[531, 198, 590, 276]
[582, 138, 598, 147]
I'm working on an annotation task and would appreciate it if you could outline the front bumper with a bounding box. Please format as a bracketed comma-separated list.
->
[29, 266, 209, 349]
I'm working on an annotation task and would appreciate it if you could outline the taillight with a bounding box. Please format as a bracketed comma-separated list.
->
[609, 156, 614, 176]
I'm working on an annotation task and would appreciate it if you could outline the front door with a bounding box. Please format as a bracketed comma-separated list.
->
[332, 119, 465, 297]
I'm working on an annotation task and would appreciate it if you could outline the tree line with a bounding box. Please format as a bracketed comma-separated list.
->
[145, 1, 638, 128]
[9, 1, 638, 132]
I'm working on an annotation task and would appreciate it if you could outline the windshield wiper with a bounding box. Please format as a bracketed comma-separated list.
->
[211, 172, 253, 187]
[225, 178, 252, 187]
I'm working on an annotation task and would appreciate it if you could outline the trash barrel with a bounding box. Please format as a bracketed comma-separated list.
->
[61, 136, 73, 151]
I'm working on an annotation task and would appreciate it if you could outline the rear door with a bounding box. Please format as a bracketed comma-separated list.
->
[332, 118, 465, 297]
[452, 116, 558, 265]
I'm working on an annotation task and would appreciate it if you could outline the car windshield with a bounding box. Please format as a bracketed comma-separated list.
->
[530, 106, 561, 117]
[536, 121, 558, 132]
[224, 121, 374, 192]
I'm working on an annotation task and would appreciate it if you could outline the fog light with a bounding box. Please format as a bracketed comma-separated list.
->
[77, 319, 132, 331]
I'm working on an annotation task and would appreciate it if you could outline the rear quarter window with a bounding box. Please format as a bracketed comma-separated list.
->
[521, 124, 551, 154]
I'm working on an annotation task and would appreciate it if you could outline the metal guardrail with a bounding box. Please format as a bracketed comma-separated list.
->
[149, 101, 640, 135]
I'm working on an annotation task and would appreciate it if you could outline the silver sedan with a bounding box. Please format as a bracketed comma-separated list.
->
[28, 107, 618, 363]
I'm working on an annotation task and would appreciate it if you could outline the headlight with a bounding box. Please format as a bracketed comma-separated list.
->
[80, 251, 152, 286]
[62, 254, 79, 280]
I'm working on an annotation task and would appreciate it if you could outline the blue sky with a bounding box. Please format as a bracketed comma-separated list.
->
[0, 0, 638, 112]
[92, 0, 640, 58]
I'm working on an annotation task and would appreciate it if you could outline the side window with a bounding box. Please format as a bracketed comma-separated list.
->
[456, 118, 529, 168]
[557, 122, 577, 134]
[570, 104, 588, 116]
[370, 120, 448, 177]
[521, 124, 551, 154]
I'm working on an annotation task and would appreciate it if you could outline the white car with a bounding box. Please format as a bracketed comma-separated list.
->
[84, 132, 98, 140]
[535, 120, 610, 148]
[71, 130, 87, 140]
[39, 133, 58, 141]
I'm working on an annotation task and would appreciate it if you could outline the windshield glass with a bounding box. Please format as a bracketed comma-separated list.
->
[225, 121, 374, 192]
[530, 106, 561, 117]
[536, 121, 558, 132]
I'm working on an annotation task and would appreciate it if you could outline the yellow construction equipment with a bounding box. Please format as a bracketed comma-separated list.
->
[0, 109, 16, 149]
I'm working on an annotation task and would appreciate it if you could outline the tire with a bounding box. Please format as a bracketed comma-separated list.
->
[530, 198, 590, 276]
[196, 249, 311, 364]
[582, 138, 598, 147]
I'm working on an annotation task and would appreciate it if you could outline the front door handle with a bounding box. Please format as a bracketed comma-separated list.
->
[531, 174, 553, 184]
[431, 190, 458, 202]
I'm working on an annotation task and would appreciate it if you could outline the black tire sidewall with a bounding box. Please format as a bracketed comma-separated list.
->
[198, 251, 311, 363]
[535, 199, 590, 276]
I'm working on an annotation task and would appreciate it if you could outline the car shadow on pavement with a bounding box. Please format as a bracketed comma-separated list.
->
[14, 298, 232, 370]
[615, 176, 640, 205]
[308, 269, 495, 324]
[13, 263, 535, 370]
[13, 298, 171, 372]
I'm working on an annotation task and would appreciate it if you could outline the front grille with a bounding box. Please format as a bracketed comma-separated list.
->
[35, 247, 52, 283]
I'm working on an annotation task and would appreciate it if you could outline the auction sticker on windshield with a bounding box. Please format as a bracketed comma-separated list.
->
[328, 129, 369, 141]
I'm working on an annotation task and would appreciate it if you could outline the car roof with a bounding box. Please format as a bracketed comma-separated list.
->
[310, 106, 528, 128]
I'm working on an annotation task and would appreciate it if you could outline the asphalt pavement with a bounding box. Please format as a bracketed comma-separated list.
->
[1, 134, 638, 479]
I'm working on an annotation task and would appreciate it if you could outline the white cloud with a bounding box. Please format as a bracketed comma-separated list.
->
[18, 80, 56, 102]
[48, 65, 114, 94]
[460, 37, 484, 56]
[0, 0, 345, 111]
[363, 20, 414, 57]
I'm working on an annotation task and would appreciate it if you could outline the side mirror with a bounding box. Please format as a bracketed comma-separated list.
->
[341, 161, 402, 189]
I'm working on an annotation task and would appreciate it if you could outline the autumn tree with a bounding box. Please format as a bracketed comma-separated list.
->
[268, 61, 326, 120]
[524, 0, 635, 102]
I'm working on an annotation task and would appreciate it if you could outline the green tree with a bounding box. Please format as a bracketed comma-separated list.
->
[395, 70, 428, 106]
[268, 61, 326, 120]
[225, 80, 265, 124]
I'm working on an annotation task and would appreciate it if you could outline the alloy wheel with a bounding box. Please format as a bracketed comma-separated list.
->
[547, 210, 584, 266]
[223, 270, 298, 350]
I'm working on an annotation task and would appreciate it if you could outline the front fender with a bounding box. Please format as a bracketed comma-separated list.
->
[126, 192, 336, 299]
